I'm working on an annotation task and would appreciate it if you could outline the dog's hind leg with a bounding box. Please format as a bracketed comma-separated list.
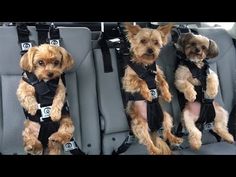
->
[128, 101, 170, 155]
[22, 120, 43, 155]
[150, 131, 172, 155]
[213, 103, 234, 143]
[183, 108, 202, 150]
[48, 116, 75, 154]
[162, 112, 183, 145]
[132, 118, 166, 155]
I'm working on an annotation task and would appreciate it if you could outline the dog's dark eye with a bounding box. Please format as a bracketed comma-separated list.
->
[202, 46, 207, 50]
[54, 60, 60, 66]
[191, 42, 196, 46]
[153, 40, 159, 46]
[141, 39, 147, 44]
[38, 60, 44, 66]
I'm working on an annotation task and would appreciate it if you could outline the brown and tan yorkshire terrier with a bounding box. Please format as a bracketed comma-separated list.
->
[175, 33, 234, 150]
[122, 23, 183, 155]
[17, 44, 75, 155]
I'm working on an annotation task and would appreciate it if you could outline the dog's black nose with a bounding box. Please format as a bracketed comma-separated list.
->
[147, 48, 153, 54]
[47, 72, 54, 78]
[195, 48, 200, 53]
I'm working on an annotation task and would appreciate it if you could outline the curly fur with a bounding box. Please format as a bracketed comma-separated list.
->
[17, 44, 75, 155]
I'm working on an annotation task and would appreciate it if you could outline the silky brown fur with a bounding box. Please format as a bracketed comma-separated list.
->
[123, 23, 183, 155]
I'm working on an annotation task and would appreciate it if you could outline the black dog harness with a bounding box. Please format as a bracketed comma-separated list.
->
[176, 52, 220, 140]
[22, 71, 69, 148]
[17, 23, 85, 155]
[127, 59, 164, 132]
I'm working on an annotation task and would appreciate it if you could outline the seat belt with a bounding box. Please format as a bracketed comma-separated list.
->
[98, 31, 113, 73]
[111, 23, 137, 155]
[97, 24, 135, 154]
[16, 24, 33, 56]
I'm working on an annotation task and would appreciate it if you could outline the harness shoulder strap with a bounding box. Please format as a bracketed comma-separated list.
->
[128, 60, 157, 89]
[16, 24, 33, 56]
[48, 24, 61, 46]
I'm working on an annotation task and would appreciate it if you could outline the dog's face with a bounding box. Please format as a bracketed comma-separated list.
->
[20, 44, 74, 81]
[177, 33, 219, 63]
[125, 23, 172, 65]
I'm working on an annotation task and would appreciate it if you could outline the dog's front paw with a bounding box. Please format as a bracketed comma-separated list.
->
[50, 106, 61, 122]
[24, 139, 43, 155]
[155, 138, 172, 155]
[49, 132, 72, 145]
[148, 146, 162, 155]
[162, 91, 172, 102]
[141, 90, 152, 102]
[189, 131, 202, 151]
[206, 86, 218, 99]
[185, 89, 197, 102]
[27, 102, 38, 116]
[222, 133, 235, 144]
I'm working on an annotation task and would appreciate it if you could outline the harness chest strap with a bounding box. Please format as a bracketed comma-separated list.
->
[127, 59, 164, 132]
[181, 59, 216, 126]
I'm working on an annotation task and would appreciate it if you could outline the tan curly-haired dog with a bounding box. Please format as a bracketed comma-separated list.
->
[16, 44, 75, 155]
[175, 33, 234, 150]
[122, 23, 183, 155]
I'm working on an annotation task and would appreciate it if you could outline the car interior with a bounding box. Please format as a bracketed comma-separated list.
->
[0, 22, 235, 155]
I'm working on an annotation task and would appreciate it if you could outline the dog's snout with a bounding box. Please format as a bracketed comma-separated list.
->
[147, 48, 153, 54]
[195, 48, 200, 53]
[47, 72, 54, 78]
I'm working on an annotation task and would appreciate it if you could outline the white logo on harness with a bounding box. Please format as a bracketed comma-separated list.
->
[63, 141, 77, 151]
[38, 104, 52, 122]
[50, 39, 60, 46]
[21, 42, 32, 51]
[150, 89, 158, 99]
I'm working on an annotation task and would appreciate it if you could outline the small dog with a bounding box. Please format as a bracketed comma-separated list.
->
[17, 44, 75, 155]
[122, 23, 183, 155]
[175, 33, 234, 150]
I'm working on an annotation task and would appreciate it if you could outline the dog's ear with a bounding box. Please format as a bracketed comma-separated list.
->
[207, 39, 219, 58]
[20, 47, 38, 72]
[125, 22, 141, 40]
[59, 47, 74, 71]
[176, 33, 194, 52]
[157, 23, 173, 45]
